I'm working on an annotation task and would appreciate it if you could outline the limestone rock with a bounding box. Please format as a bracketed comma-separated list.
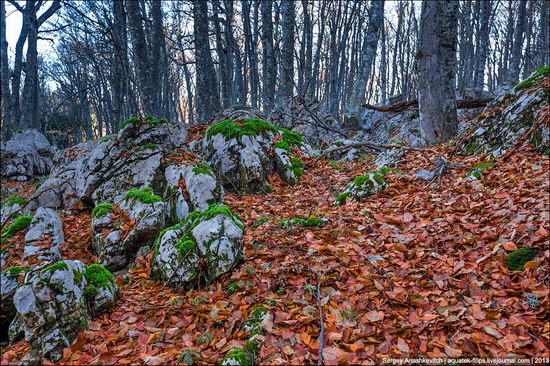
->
[151, 204, 244, 291]
[334, 170, 389, 205]
[0, 129, 55, 181]
[23, 207, 63, 263]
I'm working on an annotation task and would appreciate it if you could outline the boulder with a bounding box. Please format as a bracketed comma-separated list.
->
[10, 261, 118, 362]
[202, 118, 304, 193]
[334, 170, 389, 205]
[91, 187, 166, 271]
[29, 118, 187, 209]
[460, 70, 549, 156]
[0, 129, 55, 181]
[23, 207, 63, 263]
[0, 267, 28, 335]
[151, 204, 244, 291]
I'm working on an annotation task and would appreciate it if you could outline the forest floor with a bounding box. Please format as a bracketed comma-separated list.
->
[1, 140, 549, 364]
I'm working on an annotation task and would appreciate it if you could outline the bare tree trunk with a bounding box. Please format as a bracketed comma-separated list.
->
[474, 0, 491, 90]
[151, 0, 164, 116]
[280, 0, 295, 101]
[347, 0, 384, 117]
[508, 0, 527, 83]
[417, 0, 459, 146]
[261, 0, 275, 113]
[1, 0, 11, 137]
[112, 0, 128, 126]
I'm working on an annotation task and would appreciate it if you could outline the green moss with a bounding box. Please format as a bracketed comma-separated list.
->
[41, 261, 69, 274]
[514, 65, 550, 91]
[288, 157, 304, 179]
[98, 136, 114, 144]
[465, 162, 497, 179]
[183, 203, 245, 232]
[73, 269, 84, 284]
[206, 118, 278, 140]
[278, 128, 303, 149]
[119, 115, 168, 130]
[92, 203, 113, 219]
[192, 162, 214, 176]
[222, 348, 253, 366]
[125, 186, 163, 204]
[136, 143, 158, 152]
[280, 217, 326, 229]
[176, 233, 197, 258]
[84, 284, 98, 299]
[2, 266, 30, 278]
[0, 196, 27, 207]
[464, 140, 480, 155]
[507, 247, 535, 271]
[1, 215, 33, 239]
[335, 192, 351, 205]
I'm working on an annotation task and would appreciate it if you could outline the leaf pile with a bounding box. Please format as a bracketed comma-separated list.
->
[1, 142, 548, 364]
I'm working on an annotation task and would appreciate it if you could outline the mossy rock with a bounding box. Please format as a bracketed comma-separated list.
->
[92, 203, 113, 219]
[334, 169, 389, 205]
[507, 247, 535, 271]
[514, 65, 550, 92]
[206, 118, 278, 140]
[1, 215, 33, 238]
[119, 115, 168, 130]
[0, 195, 27, 207]
[83, 263, 115, 299]
[125, 186, 163, 204]
[280, 217, 326, 229]
[1, 266, 30, 278]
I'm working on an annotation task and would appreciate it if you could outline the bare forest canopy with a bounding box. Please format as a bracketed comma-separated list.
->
[1, 0, 549, 146]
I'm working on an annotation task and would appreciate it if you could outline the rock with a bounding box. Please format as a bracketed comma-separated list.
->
[203, 118, 304, 193]
[460, 70, 549, 156]
[10, 261, 118, 361]
[92, 187, 166, 271]
[373, 148, 404, 168]
[0, 267, 28, 335]
[415, 158, 449, 181]
[0, 129, 55, 180]
[23, 207, 63, 263]
[29, 119, 187, 209]
[151, 204, 244, 291]
[334, 170, 389, 205]
[12, 261, 89, 362]
[415, 170, 435, 181]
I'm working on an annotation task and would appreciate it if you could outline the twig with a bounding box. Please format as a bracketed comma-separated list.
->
[361, 98, 493, 113]
[313, 142, 434, 166]
[317, 279, 324, 366]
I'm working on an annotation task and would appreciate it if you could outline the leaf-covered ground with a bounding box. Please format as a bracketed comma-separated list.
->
[2, 144, 549, 365]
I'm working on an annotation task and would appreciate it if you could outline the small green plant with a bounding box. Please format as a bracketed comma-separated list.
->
[197, 330, 213, 344]
[1, 215, 33, 239]
[226, 280, 243, 295]
[98, 136, 114, 144]
[125, 186, 163, 204]
[279, 217, 326, 229]
[465, 162, 497, 180]
[136, 143, 158, 152]
[191, 295, 207, 306]
[177, 349, 200, 366]
[340, 309, 358, 320]
[304, 284, 316, 293]
[92, 203, 113, 219]
[222, 348, 253, 366]
[507, 247, 535, 271]
[252, 217, 271, 227]
[192, 162, 213, 176]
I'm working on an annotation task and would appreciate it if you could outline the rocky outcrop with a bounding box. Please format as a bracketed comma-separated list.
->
[460, 69, 549, 156]
[0, 267, 27, 335]
[23, 207, 63, 263]
[10, 261, 118, 362]
[203, 118, 305, 193]
[151, 204, 244, 291]
[30, 117, 187, 209]
[0, 129, 55, 181]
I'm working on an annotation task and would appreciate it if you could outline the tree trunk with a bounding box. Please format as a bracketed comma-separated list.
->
[474, 0, 491, 90]
[417, 0, 459, 145]
[508, 0, 527, 83]
[347, 0, 384, 117]
[280, 0, 295, 101]
[261, 0, 275, 113]
[1, 0, 11, 137]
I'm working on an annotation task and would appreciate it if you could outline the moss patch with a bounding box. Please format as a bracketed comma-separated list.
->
[0, 196, 27, 207]
[183, 203, 245, 232]
[1, 215, 33, 239]
[2, 266, 30, 278]
[192, 162, 214, 176]
[465, 162, 497, 179]
[514, 65, 550, 91]
[92, 203, 113, 219]
[206, 118, 278, 140]
[176, 233, 197, 258]
[507, 247, 535, 271]
[125, 186, 163, 204]
[41, 261, 69, 274]
[280, 217, 326, 229]
[222, 348, 253, 366]
[119, 115, 168, 130]
[84, 263, 114, 299]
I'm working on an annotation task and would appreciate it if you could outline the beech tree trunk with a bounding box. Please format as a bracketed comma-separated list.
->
[280, 0, 295, 101]
[417, 0, 459, 145]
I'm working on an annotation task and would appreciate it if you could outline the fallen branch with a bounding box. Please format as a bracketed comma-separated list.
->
[361, 98, 493, 113]
[312, 142, 434, 166]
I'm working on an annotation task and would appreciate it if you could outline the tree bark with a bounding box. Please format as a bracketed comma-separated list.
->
[280, 0, 295, 101]
[417, 0, 459, 145]
[261, 0, 276, 113]
[508, 0, 527, 83]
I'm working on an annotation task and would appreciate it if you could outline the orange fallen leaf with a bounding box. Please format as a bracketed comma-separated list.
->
[503, 242, 517, 251]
